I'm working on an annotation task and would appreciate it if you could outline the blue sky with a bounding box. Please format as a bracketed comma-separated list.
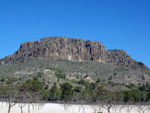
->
[0, 0, 150, 68]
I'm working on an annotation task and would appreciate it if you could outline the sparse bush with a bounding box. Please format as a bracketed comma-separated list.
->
[55, 72, 66, 80]
[108, 76, 112, 80]
[1, 78, 5, 82]
[6, 77, 18, 84]
[96, 78, 100, 83]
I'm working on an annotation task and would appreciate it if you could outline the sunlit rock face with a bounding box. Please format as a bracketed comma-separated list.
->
[0, 37, 148, 69]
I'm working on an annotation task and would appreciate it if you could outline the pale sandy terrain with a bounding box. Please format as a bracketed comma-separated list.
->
[0, 102, 150, 113]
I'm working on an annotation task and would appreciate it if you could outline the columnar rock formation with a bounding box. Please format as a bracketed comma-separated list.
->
[0, 37, 148, 69]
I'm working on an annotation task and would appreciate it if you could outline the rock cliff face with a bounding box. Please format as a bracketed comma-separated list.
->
[106, 49, 146, 69]
[0, 37, 148, 69]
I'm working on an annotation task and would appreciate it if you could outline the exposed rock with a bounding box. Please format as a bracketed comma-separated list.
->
[0, 37, 148, 70]
[106, 49, 147, 69]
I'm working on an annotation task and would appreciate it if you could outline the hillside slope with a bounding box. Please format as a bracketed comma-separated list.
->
[0, 37, 149, 90]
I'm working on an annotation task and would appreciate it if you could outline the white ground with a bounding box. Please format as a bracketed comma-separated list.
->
[0, 102, 150, 113]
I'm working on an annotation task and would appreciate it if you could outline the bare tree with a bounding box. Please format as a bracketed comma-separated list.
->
[20, 92, 42, 113]
[61, 102, 71, 112]
[100, 92, 115, 113]
[140, 105, 147, 113]
[134, 104, 142, 113]
[112, 104, 119, 113]
[0, 85, 5, 105]
[96, 100, 103, 113]
[89, 103, 98, 113]
[77, 99, 87, 113]
[19, 79, 45, 113]
[126, 104, 134, 113]
[1, 84, 19, 113]
[28, 93, 42, 113]
[145, 105, 150, 113]
[17, 92, 28, 113]
[60, 96, 75, 113]
[26, 92, 33, 113]
[101, 103, 112, 113]
[134, 104, 147, 113]
[119, 105, 125, 113]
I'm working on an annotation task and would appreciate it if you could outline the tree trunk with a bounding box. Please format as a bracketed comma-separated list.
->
[83, 107, 85, 113]
[28, 104, 30, 113]
[21, 107, 23, 113]
[8, 104, 11, 113]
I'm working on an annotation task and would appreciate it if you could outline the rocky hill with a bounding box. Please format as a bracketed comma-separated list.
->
[0, 37, 148, 70]
[0, 36, 150, 92]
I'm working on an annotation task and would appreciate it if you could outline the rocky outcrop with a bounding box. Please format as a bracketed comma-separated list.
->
[0, 37, 148, 69]
[106, 49, 147, 69]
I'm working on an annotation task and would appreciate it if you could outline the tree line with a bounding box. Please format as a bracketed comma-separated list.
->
[1, 78, 150, 113]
